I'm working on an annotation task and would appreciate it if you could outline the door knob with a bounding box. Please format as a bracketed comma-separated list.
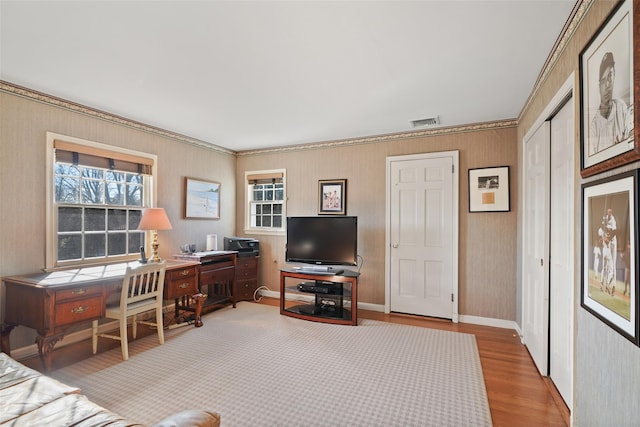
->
[392, 242, 399, 248]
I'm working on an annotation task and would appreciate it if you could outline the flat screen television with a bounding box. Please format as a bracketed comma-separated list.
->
[286, 216, 357, 266]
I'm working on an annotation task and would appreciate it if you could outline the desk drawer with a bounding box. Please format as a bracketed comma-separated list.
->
[236, 258, 257, 278]
[236, 280, 258, 302]
[166, 266, 197, 281]
[55, 296, 103, 326]
[201, 260, 234, 271]
[56, 286, 102, 302]
[165, 276, 198, 300]
[200, 265, 235, 283]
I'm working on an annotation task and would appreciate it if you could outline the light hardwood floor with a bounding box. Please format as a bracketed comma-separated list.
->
[20, 298, 569, 427]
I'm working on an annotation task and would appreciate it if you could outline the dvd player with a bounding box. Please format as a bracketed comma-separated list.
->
[298, 282, 333, 293]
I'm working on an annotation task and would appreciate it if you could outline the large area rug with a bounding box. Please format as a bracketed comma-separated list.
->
[53, 302, 492, 426]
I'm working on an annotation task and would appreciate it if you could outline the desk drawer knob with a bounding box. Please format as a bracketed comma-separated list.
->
[179, 282, 190, 289]
[72, 288, 88, 295]
[180, 269, 190, 276]
[71, 306, 89, 314]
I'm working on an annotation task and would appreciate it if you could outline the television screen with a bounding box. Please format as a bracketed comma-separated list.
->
[286, 216, 357, 266]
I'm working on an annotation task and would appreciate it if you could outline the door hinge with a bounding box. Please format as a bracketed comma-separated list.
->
[451, 293, 454, 302]
[452, 164, 455, 173]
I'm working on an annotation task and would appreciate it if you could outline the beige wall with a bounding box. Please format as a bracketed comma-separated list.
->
[236, 126, 518, 320]
[0, 90, 237, 349]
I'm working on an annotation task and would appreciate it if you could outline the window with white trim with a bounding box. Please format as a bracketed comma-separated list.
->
[47, 134, 156, 268]
[245, 170, 286, 233]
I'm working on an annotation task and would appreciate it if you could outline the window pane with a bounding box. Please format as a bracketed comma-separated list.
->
[108, 233, 126, 256]
[126, 184, 143, 206]
[82, 180, 104, 204]
[266, 189, 273, 200]
[262, 216, 272, 227]
[255, 216, 262, 227]
[129, 210, 142, 229]
[129, 232, 144, 253]
[253, 188, 263, 201]
[106, 171, 124, 181]
[127, 174, 143, 184]
[55, 176, 80, 203]
[262, 204, 272, 214]
[275, 188, 284, 200]
[55, 163, 80, 176]
[273, 204, 282, 214]
[255, 204, 262, 215]
[85, 234, 106, 257]
[108, 209, 127, 230]
[82, 168, 103, 179]
[106, 182, 125, 205]
[273, 216, 282, 228]
[85, 208, 106, 231]
[58, 207, 82, 232]
[58, 235, 82, 260]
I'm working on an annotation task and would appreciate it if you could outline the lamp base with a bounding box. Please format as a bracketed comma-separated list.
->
[150, 232, 162, 263]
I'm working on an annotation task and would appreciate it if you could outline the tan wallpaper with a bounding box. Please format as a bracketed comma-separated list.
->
[236, 126, 518, 320]
[0, 91, 237, 349]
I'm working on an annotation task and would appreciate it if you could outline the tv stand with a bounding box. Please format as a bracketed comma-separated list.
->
[295, 266, 345, 275]
[280, 268, 358, 326]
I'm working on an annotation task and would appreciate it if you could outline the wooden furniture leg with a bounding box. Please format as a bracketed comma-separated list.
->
[192, 293, 205, 327]
[36, 334, 64, 372]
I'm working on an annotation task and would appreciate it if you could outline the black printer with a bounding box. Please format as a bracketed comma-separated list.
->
[223, 237, 260, 257]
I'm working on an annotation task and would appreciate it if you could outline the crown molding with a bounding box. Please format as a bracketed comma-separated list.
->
[0, 80, 235, 156]
[237, 119, 518, 156]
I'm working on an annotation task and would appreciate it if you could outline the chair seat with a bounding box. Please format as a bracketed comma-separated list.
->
[105, 297, 160, 318]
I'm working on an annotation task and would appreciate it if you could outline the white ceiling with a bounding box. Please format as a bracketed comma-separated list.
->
[1, 1, 577, 152]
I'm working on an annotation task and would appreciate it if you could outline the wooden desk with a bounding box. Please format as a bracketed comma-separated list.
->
[1, 259, 200, 371]
[174, 251, 237, 315]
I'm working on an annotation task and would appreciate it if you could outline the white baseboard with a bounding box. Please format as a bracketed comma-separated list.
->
[458, 314, 519, 331]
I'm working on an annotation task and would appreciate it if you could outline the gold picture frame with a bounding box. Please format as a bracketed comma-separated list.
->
[184, 177, 220, 219]
[318, 179, 347, 215]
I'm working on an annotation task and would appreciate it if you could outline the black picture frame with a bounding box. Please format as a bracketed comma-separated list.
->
[579, 0, 637, 177]
[581, 169, 638, 344]
[468, 166, 510, 212]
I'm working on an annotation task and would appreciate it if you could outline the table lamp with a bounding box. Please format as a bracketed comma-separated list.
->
[138, 207, 173, 263]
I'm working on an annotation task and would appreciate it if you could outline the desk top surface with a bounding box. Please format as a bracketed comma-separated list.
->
[3, 259, 199, 288]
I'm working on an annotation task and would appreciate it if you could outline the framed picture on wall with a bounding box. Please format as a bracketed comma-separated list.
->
[184, 177, 220, 219]
[579, 0, 637, 177]
[468, 166, 510, 212]
[581, 169, 638, 344]
[318, 179, 347, 215]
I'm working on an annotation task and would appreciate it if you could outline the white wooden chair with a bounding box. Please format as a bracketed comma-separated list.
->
[92, 261, 166, 360]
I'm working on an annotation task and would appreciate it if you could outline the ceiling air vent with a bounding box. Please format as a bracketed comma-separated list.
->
[411, 116, 440, 128]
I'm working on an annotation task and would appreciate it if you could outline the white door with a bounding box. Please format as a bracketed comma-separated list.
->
[549, 98, 574, 409]
[523, 121, 550, 375]
[386, 151, 459, 320]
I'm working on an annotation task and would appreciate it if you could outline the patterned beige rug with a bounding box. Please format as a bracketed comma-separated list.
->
[53, 302, 492, 426]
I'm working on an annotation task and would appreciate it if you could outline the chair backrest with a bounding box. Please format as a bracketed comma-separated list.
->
[120, 261, 166, 309]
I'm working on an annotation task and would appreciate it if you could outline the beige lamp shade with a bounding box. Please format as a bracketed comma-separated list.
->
[138, 208, 173, 231]
[137, 208, 172, 263]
